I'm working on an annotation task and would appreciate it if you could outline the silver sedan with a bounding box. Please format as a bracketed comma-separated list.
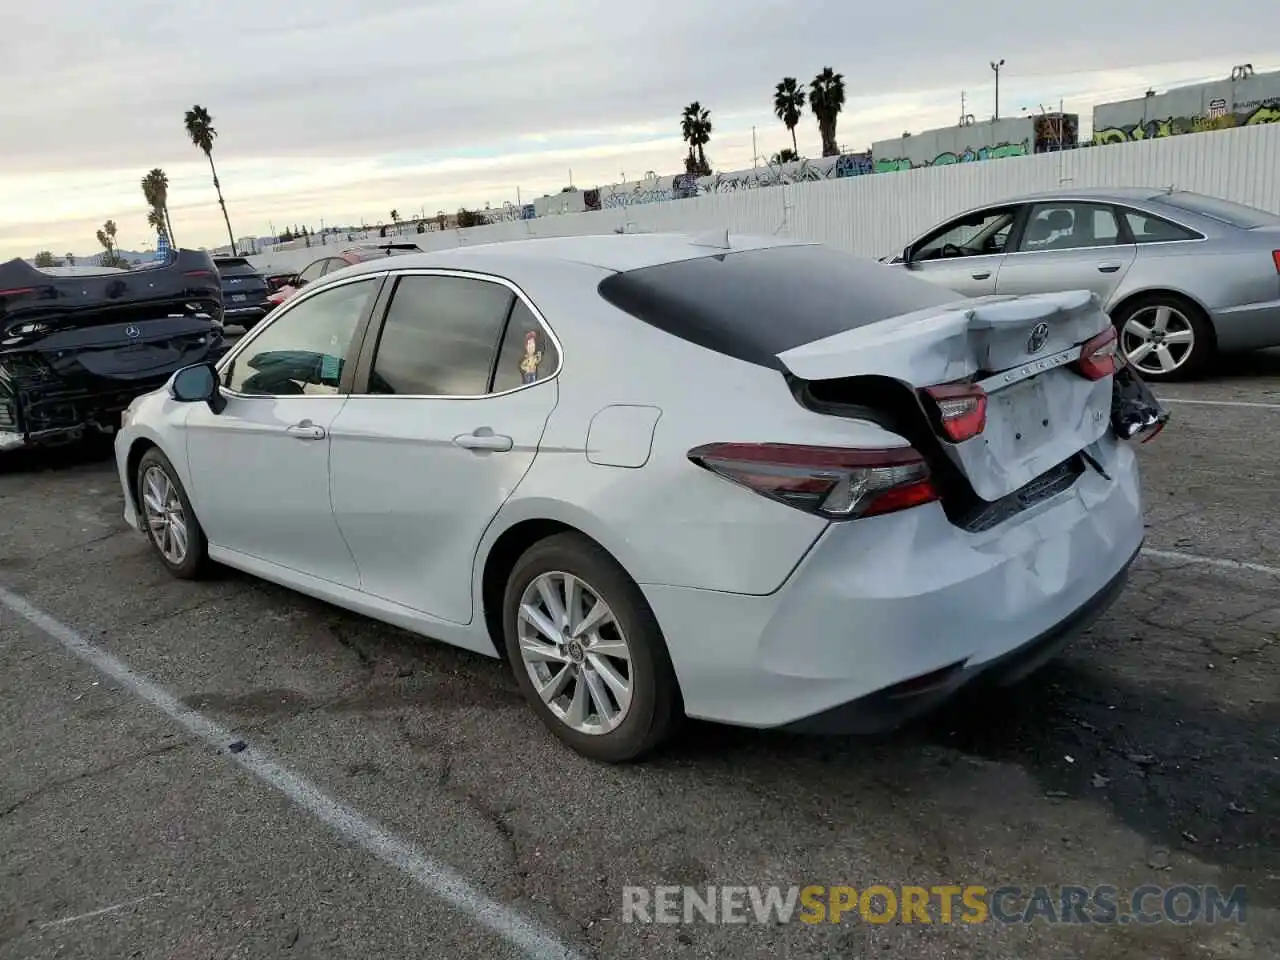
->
[885, 188, 1280, 380]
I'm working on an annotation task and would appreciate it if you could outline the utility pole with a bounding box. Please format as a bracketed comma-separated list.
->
[990, 59, 1005, 120]
[752, 126, 758, 167]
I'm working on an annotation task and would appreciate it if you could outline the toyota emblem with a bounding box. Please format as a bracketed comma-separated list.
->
[125, 325, 142, 339]
[1026, 322, 1050, 354]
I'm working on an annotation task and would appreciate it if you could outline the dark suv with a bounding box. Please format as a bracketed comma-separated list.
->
[213, 256, 272, 330]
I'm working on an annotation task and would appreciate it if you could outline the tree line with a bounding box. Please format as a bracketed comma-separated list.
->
[681, 67, 847, 176]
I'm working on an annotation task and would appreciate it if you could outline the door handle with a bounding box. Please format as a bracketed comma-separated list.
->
[454, 428, 513, 452]
[285, 419, 326, 440]
[1097, 262, 1122, 273]
[971, 271, 992, 280]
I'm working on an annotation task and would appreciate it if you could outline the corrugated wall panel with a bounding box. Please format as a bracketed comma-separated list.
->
[250, 125, 1280, 271]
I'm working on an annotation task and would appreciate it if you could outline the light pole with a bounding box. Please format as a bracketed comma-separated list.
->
[990, 59, 1005, 120]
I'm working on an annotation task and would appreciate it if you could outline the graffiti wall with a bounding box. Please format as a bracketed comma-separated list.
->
[1093, 101, 1280, 144]
[599, 153, 874, 206]
[869, 116, 1057, 173]
[1092, 70, 1280, 144]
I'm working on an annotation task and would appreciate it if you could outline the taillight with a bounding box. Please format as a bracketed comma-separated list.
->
[0, 287, 35, 297]
[1272, 250, 1280, 274]
[687, 442, 939, 520]
[1075, 326, 1119, 380]
[184, 269, 213, 277]
[922, 383, 987, 442]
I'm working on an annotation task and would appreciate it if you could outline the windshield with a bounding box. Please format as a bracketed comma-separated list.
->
[1149, 192, 1280, 229]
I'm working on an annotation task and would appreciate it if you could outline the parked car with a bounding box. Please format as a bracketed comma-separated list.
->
[885, 188, 1280, 380]
[266, 242, 422, 307]
[213, 256, 272, 330]
[113, 234, 1163, 761]
[1, 249, 224, 452]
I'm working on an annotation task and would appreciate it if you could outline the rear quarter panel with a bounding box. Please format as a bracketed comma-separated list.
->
[481, 259, 910, 596]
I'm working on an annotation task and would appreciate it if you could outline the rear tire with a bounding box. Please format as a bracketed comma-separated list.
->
[136, 447, 209, 579]
[502, 533, 683, 762]
[1112, 293, 1215, 382]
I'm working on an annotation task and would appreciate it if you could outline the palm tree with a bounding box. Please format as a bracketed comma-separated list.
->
[141, 168, 176, 245]
[680, 102, 713, 176]
[390, 209, 400, 225]
[809, 67, 847, 157]
[65, 252, 75, 266]
[96, 224, 115, 266]
[773, 78, 807, 155]
[771, 149, 800, 165]
[183, 105, 237, 254]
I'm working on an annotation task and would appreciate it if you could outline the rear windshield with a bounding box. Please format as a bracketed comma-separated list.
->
[1149, 192, 1280, 229]
[214, 258, 260, 275]
[596, 244, 961, 369]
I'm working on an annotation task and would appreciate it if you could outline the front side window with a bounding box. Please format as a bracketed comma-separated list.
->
[366, 275, 515, 396]
[913, 209, 1017, 261]
[492, 300, 559, 393]
[225, 279, 377, 396]
[1017, 202, 1122, 252]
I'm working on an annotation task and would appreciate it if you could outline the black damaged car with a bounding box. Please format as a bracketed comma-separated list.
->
[0, 249, 226, 453]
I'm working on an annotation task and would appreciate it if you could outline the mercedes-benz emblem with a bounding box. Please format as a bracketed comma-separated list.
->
[125, 325, 142, 339]
[1026, 321, 1050, 354]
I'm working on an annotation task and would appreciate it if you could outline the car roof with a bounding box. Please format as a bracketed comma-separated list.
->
[999, 186, 1169, 204]
[332, 232, 813, 279]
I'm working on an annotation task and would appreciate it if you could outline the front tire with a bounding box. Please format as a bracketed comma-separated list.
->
[1113, 293, 1215, 381]
[502, 533, 683, 762]
[136, 447, 209, 579]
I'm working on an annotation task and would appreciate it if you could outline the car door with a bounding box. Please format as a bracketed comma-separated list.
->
[184, 274, 385, 586]
[900, 205, 1020, 297]
[996, 201, 1138, 306]
[328, 271, 560, 625]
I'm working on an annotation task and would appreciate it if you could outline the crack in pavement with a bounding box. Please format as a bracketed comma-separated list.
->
[0, 739, 191, 822]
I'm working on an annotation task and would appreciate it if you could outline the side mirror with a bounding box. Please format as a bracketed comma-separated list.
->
[169, 362, 226, 414]
[901, 245, 916, 269]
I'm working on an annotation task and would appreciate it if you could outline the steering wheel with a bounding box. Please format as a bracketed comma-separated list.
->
[940, 242, 965, 258]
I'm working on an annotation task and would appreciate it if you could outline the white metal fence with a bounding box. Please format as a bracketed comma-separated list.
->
[247, 124, 1280, 273]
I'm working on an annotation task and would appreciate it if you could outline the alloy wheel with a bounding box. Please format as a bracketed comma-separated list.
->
[140, 464, 189, 565]
[516, 571, 634, 735]
[1120, 305, 1196, 377]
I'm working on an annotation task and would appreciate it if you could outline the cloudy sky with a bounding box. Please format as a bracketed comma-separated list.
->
[3, 1, 1277, 259]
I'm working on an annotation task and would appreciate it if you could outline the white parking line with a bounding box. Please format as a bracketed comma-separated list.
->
[1157, 397, 1280, 410]
[1142, 548, 1280, 578]
[0, 585, 582, 960]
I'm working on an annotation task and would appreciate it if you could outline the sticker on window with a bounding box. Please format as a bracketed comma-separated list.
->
[320, 353, 341, 383]
[518, 330, 543, 384]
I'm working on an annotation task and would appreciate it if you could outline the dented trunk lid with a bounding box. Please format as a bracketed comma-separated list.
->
[778, 289, 1114, 502]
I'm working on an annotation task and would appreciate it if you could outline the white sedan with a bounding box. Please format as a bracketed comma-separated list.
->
[114, 233, 1154, 762]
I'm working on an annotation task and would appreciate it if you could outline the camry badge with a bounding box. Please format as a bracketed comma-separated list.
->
[1026, 322, 1050, 354]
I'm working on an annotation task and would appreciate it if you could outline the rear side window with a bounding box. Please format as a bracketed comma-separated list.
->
[1121, 209, 1201, 243]
[366, 275, 515, 396]
[492, 300, 559, 393]
[596, 245, 961, 370]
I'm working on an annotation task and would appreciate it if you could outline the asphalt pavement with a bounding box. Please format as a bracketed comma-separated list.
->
[2, 349, 1279, 959]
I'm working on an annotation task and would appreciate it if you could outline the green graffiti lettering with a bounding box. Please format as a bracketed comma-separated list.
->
[1245, 104, 1280, 124]
[873, 157, 913, 173]
[931, 152, 959, 165]
[1093, 127, 1131, 145]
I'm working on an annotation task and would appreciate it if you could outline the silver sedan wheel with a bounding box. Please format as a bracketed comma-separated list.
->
[140, 464, 189, 565]
[1121, 305, 1196, 377]
[516, 571, 634, 736]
